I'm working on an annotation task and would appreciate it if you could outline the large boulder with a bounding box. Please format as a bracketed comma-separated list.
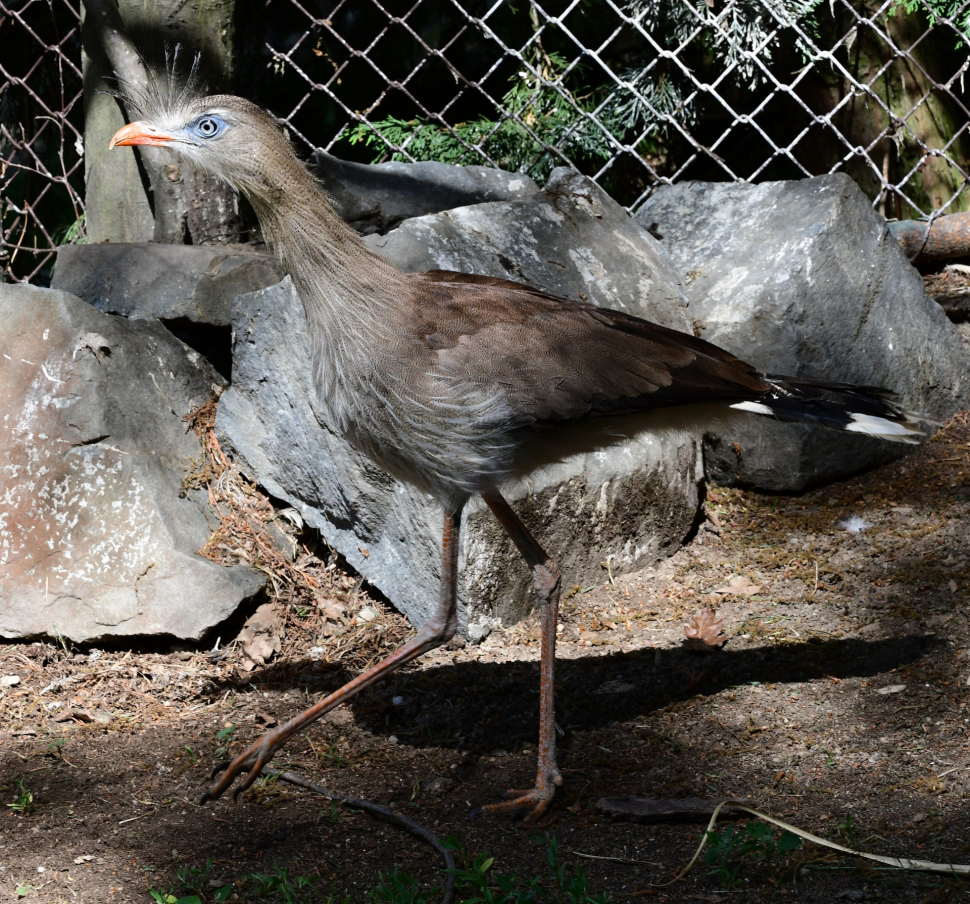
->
[216, 278, 702, 639]
[364, 167, 691, 332]
[0, 284, 264, 643]
[311, 151, 540, 235]
[636, 175, 970, 491]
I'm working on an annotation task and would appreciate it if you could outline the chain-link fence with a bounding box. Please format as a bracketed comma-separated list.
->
[3, 0, 969, 282]
[0, 0, 84, 283]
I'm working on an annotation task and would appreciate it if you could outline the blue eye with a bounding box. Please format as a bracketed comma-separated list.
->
[192, 115, 226, 139]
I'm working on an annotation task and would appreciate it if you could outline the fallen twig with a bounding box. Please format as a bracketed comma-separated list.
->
[118, 810, 158, 825]
[574, 851, 662, 867]
[262, 768, 456, 904]
[660, 800, 970, 887]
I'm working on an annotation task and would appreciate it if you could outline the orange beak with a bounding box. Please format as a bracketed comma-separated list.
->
[108, 121, 178, 149]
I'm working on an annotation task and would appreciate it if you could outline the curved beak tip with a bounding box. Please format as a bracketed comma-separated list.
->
[109, 121, 175, 150]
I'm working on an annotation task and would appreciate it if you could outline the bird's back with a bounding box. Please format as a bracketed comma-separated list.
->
[322, 269, 774, 507]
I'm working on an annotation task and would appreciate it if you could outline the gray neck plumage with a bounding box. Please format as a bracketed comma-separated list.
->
[247, 148, 406, 337]
[243, 144, 409, 415]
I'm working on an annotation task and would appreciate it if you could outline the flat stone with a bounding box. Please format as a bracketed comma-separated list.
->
[51, 243, 284, 328]
[365, 167, 691, 332]
[637, 175, 970, 491]
[311, 152, 540, 235]
[51, 243, 285, 378]
[0, 284, 264, 643]
[216, 277, 701, 637]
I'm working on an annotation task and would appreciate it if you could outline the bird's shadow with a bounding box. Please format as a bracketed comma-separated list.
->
[215, 633, 939, 753]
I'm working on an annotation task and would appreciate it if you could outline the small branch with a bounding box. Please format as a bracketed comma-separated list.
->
[660, 800, 970, 887]
[262, 768, 456, 904]
[79, 0, 160, 174]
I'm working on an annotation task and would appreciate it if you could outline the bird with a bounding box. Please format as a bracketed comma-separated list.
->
[109, 77, 926, 822]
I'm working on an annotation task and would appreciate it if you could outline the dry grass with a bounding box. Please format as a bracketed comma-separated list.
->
[183, 396, 412, 675]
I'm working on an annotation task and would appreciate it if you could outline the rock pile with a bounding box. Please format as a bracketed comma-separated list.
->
[3, 159, 966, 643]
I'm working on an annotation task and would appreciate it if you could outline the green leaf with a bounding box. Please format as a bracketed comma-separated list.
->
[777, 830, 802, 852]
[746, 822, 771, 840]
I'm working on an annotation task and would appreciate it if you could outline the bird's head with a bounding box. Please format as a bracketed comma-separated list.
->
[109, 93, 297, 201]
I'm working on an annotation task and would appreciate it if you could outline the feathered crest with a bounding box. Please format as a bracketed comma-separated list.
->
[108, 45, 206, 126]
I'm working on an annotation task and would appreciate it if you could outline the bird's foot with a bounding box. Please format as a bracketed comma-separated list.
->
[200, 727, 285, 804]
[472, 763, 563, 823]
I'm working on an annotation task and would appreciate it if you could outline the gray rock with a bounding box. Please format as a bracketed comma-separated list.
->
[636, 174, 970, 491]
[216, 278, 701, 636]
[0, 284, 264, 643]
[311, 151, 540, 235]
[52, 243, 284, 328]
[365, 167, 692, 333]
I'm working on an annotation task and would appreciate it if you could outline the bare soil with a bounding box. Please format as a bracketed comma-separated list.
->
[2, 413, 969, 904]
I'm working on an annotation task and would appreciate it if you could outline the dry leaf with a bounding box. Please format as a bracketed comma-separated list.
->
[53, 708, 93, 723]
[683, 606, 727, 651]
[713, 574, 762, 596]
[875, 684, 906, 695]
[320, 599, 346, 620]
[237, 602, 282, 665]
[244, 633, 281, 664]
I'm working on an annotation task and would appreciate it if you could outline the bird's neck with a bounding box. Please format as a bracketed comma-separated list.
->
[250, 157, 407, 336]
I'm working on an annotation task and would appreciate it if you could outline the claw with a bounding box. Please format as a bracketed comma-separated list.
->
[231, 753, 270, 802]
[208, 760, 231, 780]
[468, 806, 484, 820]
[478, 770, 561, 823]
[201, 735, 277, 805]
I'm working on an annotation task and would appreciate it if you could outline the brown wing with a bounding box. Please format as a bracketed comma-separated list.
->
[409, 270, 769, 425]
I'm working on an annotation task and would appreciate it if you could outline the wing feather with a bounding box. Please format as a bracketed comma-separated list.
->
[409, 270, 769, 425]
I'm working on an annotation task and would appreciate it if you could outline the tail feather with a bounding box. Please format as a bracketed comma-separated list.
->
[729, 375, 929, 444]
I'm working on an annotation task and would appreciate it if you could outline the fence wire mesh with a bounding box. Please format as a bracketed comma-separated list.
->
[2, 0, 969, 282]
[0, 0, 84, 282]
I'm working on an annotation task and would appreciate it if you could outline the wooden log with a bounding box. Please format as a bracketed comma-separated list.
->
[81, 0, 242, 245]
[889, 212, 970, 263]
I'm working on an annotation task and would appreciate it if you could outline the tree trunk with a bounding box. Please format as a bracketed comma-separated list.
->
[800, 2, 970, 218]
[81, 0, 242, 244]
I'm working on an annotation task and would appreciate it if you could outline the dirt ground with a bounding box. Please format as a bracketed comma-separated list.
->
[2, 412, 969, 904]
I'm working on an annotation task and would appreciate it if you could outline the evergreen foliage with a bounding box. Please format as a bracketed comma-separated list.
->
[339, 0, 830, 183]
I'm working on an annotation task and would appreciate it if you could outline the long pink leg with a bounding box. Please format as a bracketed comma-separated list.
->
[201, 505, 463, 804]
[478, 491, 562, 822]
